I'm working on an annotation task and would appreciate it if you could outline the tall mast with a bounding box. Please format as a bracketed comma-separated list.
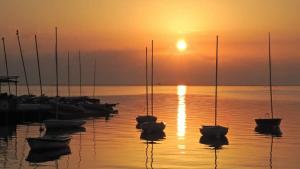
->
[93, 57, 96, 97]
[55, 27, 59, 97]
[145, 47, 149, 116]
[34, 35, 43, 96]
[79, 51, 82, 96]
[16, 30, 30, 95]
[151, 40, 154, 116]
[2, 37, 11, 94]
[67, 51, 70, 96]
[268, 32, 274, 119]
[215, 36, 219, 126]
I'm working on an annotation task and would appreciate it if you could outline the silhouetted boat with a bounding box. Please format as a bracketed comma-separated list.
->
[44, 119, 85, 129]
[255, 33, 282, 128]
[26, 146, 71, 163]
[136, 46, 157, 125]
[16, 103, 52, 112]
[200, 125, 228, 138]
[140, 122, 166, 134]
[27, 135, 71, 150]
[45, 126, 86, 136]
[140, 41, 165, 133]
[45, 27, 86, 127]
[200, 36, 228, 138]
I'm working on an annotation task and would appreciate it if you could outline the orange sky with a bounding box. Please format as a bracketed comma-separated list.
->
[0, 0, 300, 85]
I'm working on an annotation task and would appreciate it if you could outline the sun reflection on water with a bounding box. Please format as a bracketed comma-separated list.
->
[177, 85, 186, 139]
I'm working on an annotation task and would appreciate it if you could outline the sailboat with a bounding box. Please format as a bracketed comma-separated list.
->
[44, 27, 85, 129]
[255, 33, 282, 129]
[26, 135, 71, 150]
[136, 47, 157, 125]
[200, 36, 228, 138]
[140, 40, 166, 134]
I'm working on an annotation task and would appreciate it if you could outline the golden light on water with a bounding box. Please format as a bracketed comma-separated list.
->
[177, 85, 187, 139]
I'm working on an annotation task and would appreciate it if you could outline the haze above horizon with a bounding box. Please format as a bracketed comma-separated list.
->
[1, 0, 300, 85]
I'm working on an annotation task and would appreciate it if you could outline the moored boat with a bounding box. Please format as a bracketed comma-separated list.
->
[255, 33, 282, 129]
[255, 118, 281, 128]
[199, 36, 228, 138]
[200, 125, 228, 138]
[44, 119, 86, 129]
[140, 121, 166, 134]
[136, 115, 157, 124]
[26, 135, 71, 150]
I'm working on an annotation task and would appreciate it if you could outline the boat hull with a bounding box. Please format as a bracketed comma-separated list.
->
[136, 115, 157, 124]
[27, 136, 71, 150]
[255, 118, 281, 128]
[44, 119, 86, 129]
[16, 104, 52, 113]
[140, 122, 165, 134]
[200, 125, 228, 138]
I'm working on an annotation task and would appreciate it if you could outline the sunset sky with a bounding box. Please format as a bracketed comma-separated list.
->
[0, 0, 300, 85]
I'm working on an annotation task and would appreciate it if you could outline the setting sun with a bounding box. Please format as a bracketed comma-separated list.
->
[176, 39, 187, 52]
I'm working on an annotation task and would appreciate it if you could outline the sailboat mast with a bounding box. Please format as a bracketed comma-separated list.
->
[79, 51, 82, 96]
[1, 37, 11, 94]
[145, 47, 149, 116]
[16, 30, 30, 95]
[93, 57, 96, 97]
[151, 40, 154, 116]
[67, 51, 70, 97]
[268, 33, 274, 119]
[34, 35, 43, 96]
[215, 36, 219, 126]
[55, 27, 59, 97]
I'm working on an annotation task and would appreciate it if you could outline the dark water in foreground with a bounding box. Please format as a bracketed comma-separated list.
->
[0, 85, 299, 169]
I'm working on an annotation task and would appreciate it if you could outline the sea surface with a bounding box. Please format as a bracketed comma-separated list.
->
[0, 85, 299, 169]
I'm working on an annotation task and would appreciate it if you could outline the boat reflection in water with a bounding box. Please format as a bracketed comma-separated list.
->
[177, 85, 186, 139]
[200, 136, 228, 169]
[255, 126, 282, 137]
[140, 131, 166, 169]
[140, 131, 166, 142]
[26, 146, 71, 163]
[199, 136, 229, 150]
[0, 125, 16, 140]
[255, 124, 282, 169]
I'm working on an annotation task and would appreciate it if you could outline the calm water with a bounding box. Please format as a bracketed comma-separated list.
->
[0, 85, 299, 169]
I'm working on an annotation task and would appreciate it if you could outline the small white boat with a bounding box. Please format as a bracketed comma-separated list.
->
[27, 135, 71, 150]
[136, 115, 157, 124]
[140, 122, 166, 134]
[200, 125, 228, 138]
[44, 119, 86, 129]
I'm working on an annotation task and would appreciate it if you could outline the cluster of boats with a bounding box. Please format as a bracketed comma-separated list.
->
[136, 41, 166, 141]
[24, 96, 118, 151]
[136, 35, 282, 146]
